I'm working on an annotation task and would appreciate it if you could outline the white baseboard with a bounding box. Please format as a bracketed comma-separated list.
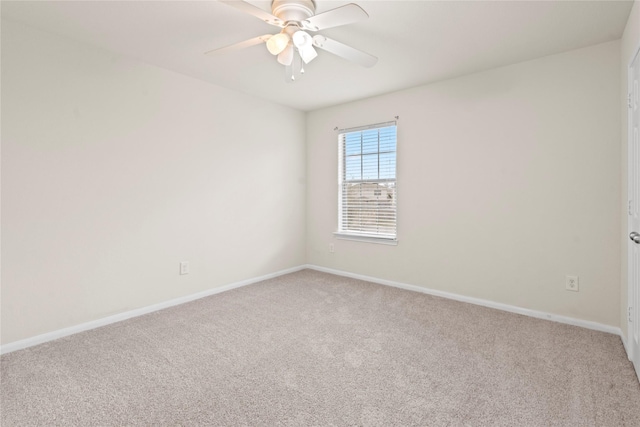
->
[2, 264, 627, 357]
[305, 264, 624, 338]
[0, 265, 306, 355]
[621, 331, 630, 360]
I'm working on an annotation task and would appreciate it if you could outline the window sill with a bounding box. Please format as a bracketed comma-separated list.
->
[333, 232, 398, 245]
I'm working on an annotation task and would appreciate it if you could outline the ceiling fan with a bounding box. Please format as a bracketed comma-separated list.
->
[205, 0, 377, 80]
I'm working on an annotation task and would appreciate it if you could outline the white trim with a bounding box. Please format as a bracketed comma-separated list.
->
[338, 120, 397, 134]
[333, 232, 398, 245]
[621, 331, 631, 361]
[0, 265, 306, 355]
[627, 42, 640, 367]
[2, 264, 626, 355]
[628, 40, 640, 68]
[305, 264, 622, 337]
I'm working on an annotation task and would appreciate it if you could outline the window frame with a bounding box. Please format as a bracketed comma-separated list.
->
[334, 121, 398, 245]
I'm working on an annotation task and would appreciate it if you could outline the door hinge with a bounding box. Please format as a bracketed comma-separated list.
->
[629, 93, 634, 109]
[630, 306, 633, 323]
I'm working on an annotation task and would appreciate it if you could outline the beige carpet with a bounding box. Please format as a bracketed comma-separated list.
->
[1, 269, 639, 426]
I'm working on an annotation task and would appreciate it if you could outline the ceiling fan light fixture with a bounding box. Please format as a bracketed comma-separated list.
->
[292, 30, 317, 64]
[277, 45, 294, 65]
[292, 30, 312, 49]
[211, 0, 377, 81]
[266, 32, 290, 55]
[298, 45, 317, 64]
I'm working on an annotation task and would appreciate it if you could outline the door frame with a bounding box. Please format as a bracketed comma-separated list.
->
[627, 41, 640, 374]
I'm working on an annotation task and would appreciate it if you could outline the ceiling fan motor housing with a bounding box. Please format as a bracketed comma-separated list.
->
[271, 0, 316, 23]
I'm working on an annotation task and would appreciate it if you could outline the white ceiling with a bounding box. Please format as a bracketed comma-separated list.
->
[1, 0, 634, 111]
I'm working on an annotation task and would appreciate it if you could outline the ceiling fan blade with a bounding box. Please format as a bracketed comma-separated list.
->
[312, 35, 377, 68]
[219, 1, 284, 27]
[302, 4, 368, 31]
[204, 35, 272, 56]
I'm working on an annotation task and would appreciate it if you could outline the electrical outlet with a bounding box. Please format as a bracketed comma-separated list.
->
[565, 275, 578, 292]
[329, 243, 335, 253]
[180, 261, 189, 275]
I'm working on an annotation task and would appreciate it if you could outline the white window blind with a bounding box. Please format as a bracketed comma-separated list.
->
[338, 122, 397, 241]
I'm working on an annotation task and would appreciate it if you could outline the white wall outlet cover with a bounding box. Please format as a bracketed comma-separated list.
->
[565, 275, 579, 292]
[180, 261, 189, 275]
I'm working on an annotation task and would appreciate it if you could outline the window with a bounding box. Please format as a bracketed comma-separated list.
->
[336, 122, 397, 243]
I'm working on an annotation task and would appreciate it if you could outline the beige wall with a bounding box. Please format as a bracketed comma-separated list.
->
[307, 41, 622, 327]
[1, 20, 307, 344]
[2, 12, 634, 347]
[621, 1, 640, 340]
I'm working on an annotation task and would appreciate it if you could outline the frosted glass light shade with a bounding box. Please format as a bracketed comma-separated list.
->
[298, 45, 317, 64]
[292, 30, 317, 64]
[266, 33, 290, 55]
[277, 45, 294, 65]
[292, 31, 312, 49]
